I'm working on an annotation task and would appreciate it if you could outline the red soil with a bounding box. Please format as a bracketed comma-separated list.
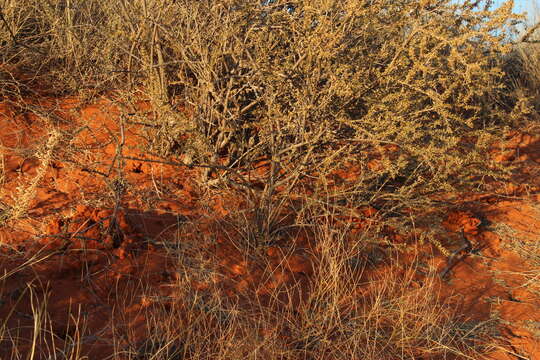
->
[1, 95, 540, 359]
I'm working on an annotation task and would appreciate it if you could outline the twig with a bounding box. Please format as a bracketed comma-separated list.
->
[0, 6, 46, 56]
[34, 233, 101, 242]
[105, 117, 127, 246]
[440, 229, 472, 279]
[519, 21, 540, 44]
[0, 6, 17, 44]
[121, 155, 241, 172]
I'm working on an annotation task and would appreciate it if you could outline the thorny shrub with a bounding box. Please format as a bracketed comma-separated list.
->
[0, 0, 536, 220]
[158, 0, 534, 218]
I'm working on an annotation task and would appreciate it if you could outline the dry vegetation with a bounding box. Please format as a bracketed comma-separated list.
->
[0, 0, 539, 359]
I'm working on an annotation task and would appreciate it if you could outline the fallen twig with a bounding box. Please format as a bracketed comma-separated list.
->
[440, 229, 473, 279]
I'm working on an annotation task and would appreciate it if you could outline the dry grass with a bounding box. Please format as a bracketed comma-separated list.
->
[490, 200, 540, 292]
[0, 0, 539, 359]
[0, 211, 500, 360]
[90, 211, 499, 360]
[507, 5, 540, 114]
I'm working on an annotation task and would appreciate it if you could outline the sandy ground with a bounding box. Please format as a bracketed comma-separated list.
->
[1, 96, 540, 359]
